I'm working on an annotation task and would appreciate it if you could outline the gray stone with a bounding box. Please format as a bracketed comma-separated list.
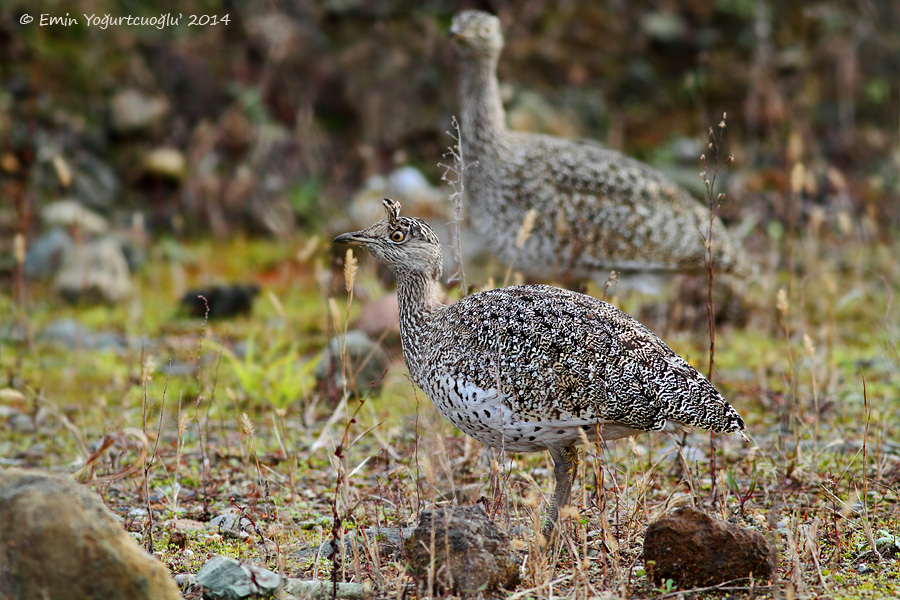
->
[70, 151, 121, 211]
[54, 237, 133, 303]
[38, 318, 128, 352]
[208, 513, 254, 540]
[348, 166, 444, 227]
[0, 468, 182, 600]
[196, 554, 281, 600]
[41, 199, 109, 234]
[0, 322, 26, 344]
[404, 505, 520, 596]
[39, 318, 90, 348]
[643, 507, 775, 588]
[108, 231, 148, 273]
[6, 412, 35, 433]
[110, 88, 169, 133]
[24, 228, 75, 279]
[387, 166, 444, 206]
[315, 330, 389, 395]
[355, 293, 400, 339]
[174, 572, 197, 588]
[282, 579, 368, 599]
[301, 526, 414, 561]
[142, 147, 187, 180]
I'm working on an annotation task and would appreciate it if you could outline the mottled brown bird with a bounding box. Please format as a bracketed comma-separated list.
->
[335, 199, 745, 536]
[450, 10, 751, 282]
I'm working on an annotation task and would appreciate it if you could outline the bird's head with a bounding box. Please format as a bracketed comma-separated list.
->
[334, 199, 443, 281]
[449, 10, 504, 59]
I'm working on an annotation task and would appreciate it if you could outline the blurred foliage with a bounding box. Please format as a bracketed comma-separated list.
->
[0, 0, 897, 246]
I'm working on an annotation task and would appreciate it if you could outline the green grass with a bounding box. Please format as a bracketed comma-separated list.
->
[2, 229, 899, 599]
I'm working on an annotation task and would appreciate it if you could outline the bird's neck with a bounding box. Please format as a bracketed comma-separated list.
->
[458, 53, 506, 150]
[396, 271, 445, 373]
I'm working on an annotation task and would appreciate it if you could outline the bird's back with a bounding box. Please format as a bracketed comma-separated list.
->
[465, 130, 749, 279]
[407, 284, 743, 448]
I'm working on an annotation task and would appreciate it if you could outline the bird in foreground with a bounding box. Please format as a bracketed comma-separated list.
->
[449, 10, 751, 282]
[334, 199, 746, 538]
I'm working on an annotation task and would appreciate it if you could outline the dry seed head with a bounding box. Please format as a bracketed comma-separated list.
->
[267, 291, 285, 319]
[515, 208, 537, 249]
[559, 505, 580, 522]
[297, 235, 320, 263]
[803, 333, 816, 357]
[328, 297, 340, 328]
[141, 356, 156, 385]
[836, 211, 853, 236]
[178, 413, 189, 437]
[53, 155, 72, 188]
[790, 163, 805, 194]
[343, 248, 358, 293]
[776, 288, 790, 316]
[240, 412, 255, 437]
[13, 233, 25, 264]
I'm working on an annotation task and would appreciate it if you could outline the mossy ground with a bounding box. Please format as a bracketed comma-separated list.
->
[2, 225, 898, 600]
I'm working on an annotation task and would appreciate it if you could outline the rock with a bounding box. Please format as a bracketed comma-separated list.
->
[110, 88, 169, 133]
[347, 166, 445, 227]
[640, 11, 687, 43]
[404, 504, 520, 596]
[208, 513, 254, 540]
[282, 579, 369, 599]
[387, 166, 444, 205]
[69, 150, 121, 211]
[38, 318, 128, 352]
[142, 147, 188, 181]
[643, 507, 775, 588]
[300, 526, 414, 561]
[53, 237, 133, 303]
[0, 468, 182, 600]
[355, 293, 400, 339]
[179, 284, 260, 319]
[174, 572, 197, 589]
[108, 230, 148, 273]
[315, 330, 389, 396]
[196, 554, 281, 600]
[856, 533, 900, 563]
[0, 322, 27, 344]
[42, 199, 109, 235]
[24, 228, 75, 279]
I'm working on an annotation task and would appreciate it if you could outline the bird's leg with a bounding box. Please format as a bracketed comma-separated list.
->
[542, 444, 579, 542]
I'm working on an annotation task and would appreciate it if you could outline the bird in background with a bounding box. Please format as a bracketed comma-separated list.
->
[335, 199, 746, 539]
[449, 10, 752, 286]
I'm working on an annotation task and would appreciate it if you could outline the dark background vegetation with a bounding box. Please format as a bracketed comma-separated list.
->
[2, 0, 898, 242]
[1, 1, 899, 599]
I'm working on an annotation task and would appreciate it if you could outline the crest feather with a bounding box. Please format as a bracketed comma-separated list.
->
[383, 198, 401, 226]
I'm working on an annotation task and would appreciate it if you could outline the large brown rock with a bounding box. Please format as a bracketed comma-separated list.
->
[643, 507, 775, 588]
[404, 504, 520, 596]
[0, 468, 182, 600]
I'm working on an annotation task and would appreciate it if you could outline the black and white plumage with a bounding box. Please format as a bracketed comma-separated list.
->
[335, 199, 745, 535]
[450, 10, 751, 281]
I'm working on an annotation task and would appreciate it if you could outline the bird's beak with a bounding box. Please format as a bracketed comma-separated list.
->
[447, 28, 463, 40]
[333, 231, 366, 245]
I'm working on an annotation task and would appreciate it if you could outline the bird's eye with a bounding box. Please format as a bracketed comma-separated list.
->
[390, 230, 405, 242]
